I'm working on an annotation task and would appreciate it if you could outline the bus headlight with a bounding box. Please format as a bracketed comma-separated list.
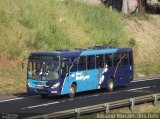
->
[28, 82, 33, 88]
[51, 82, 60, 89]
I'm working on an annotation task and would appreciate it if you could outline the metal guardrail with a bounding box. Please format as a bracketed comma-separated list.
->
[29, 93, 160, 119]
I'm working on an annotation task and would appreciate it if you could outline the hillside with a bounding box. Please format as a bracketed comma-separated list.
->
[0, 0, 127, 58]
[0, 0, 160, 94]
[125, 15, 160, 76]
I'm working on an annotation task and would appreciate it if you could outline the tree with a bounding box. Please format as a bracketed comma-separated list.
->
[122, 0, 128, 14]
[104, 0, 148, 15]
[122, 0, 147, 15]
[138, 0, 147, 15]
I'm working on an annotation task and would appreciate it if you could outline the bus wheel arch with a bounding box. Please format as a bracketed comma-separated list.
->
[107, 76, 114, 92]
[69, 82, 77, 98]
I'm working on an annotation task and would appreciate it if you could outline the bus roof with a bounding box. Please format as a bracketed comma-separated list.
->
[30, 46, 132, 57]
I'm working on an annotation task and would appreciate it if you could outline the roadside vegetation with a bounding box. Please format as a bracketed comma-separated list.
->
[0, 0, 160, 94]
[0, 0, 127, 59]
[82, 103, 160, 118]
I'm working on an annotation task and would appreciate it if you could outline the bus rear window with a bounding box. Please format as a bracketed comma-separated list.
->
[121, 52, 129, 65]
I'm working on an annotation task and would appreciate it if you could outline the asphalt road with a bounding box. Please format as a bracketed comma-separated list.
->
[0, 77, 160, 118]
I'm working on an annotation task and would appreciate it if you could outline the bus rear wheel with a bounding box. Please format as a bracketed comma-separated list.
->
[41, 94, 48, 98]
[107, 78, 114, 92]
[69, 84, 76, 98]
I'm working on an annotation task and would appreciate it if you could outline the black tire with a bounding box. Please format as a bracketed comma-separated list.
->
[69, 84, 76, 98]
[41, 94, 48, 98]
[107, 78, 114, 92]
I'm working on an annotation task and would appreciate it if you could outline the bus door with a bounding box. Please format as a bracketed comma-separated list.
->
[61, 57, 70, 94]
[61, 57, 69, 78]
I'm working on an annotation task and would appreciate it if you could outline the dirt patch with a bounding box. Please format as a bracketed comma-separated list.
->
[0, 55, 26, 94]
[0, 55, 10, 68]
[0, 54, 22, 68]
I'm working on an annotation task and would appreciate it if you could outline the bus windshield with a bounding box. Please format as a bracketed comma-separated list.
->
[28, 61, 59, 80]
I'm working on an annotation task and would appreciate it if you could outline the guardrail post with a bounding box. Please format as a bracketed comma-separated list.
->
[130, 98, 135, 111]
[153, 94, 158, 105]
[104, 103, 110, 114]
[75, 108, 80, 118]
[43, 114, 48, 119]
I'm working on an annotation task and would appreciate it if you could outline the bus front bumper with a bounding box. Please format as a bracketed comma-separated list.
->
[27, 87, 60, 95]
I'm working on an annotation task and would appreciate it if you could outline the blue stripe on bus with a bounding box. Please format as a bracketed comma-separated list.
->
[80, 48, 118, 56]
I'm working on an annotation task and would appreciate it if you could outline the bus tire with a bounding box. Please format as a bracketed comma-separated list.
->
[69, 84, 76, 98]
[41, 94, 48, 98]
[107, 78, 114, 92]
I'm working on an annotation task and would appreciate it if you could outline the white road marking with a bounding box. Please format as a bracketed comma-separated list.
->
[21, 85, 157, 110]
[98, 85, 157, 95]
[131, 77, 160, 83]
[69, 99, 74, 101]
[108, 90, 123, 94]
[0, 97, 24, 103]
[22, 102, 59, 109]
[77, 97, 82, 99]
[126, 86, 151, 91]
[0, 78, 158, 104]
[92, 94, 99, 97]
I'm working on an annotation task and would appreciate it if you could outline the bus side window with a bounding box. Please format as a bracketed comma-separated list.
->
[78, 56, 86, 71]
[113, 53, 121, 66]
[105, 54, 113, 67]
[70, 57, 77, 72]
[87, 55, 95, 70]
[121, 52, 129, 65]
[96, 55, 104, 69]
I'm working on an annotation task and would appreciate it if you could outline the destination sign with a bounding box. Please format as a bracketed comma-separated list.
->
[29, 55, 59, 61]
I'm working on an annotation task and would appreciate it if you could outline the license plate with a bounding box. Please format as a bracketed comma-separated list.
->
[51, 91, 57, 94]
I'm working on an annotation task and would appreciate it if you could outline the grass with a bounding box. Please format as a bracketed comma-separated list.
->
[65, 0, 128, 46]
[0, 0, 75, 59]
[135, 64, 160, 77]
[0, 0, 128, 59]
[81, 103, 160, 118]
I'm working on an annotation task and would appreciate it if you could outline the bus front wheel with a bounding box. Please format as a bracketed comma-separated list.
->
[69, 84, 76, 98]
[107, 78, 114, 92]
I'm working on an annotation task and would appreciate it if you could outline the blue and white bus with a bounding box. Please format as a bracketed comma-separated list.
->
[27, 46, 133, 98]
